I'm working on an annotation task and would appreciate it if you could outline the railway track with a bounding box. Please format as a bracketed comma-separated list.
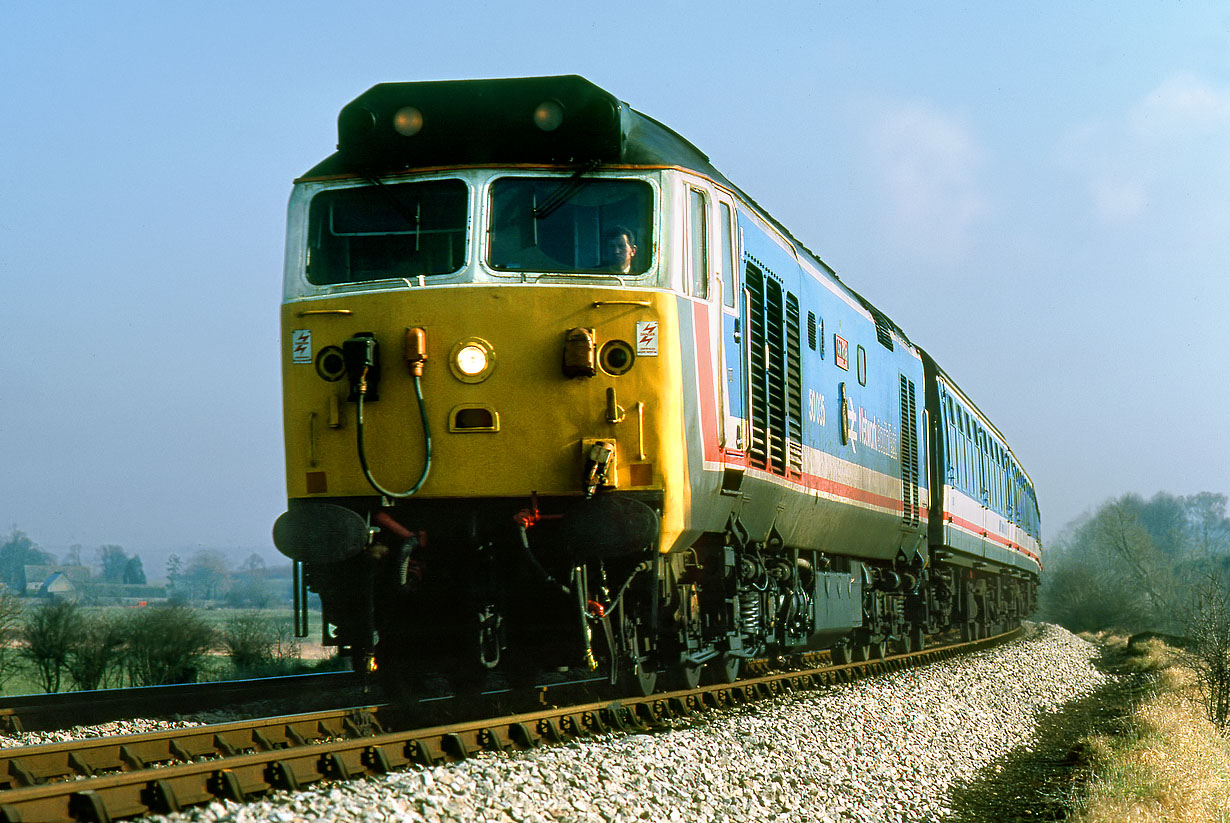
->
[0, 671, 370, 735]
[0, 628, 1021, 823]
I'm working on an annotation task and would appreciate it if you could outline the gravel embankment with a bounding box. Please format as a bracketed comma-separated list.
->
[138, 622, 1102, 822]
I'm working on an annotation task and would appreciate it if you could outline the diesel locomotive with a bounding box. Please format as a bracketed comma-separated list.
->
[272, 75, 1041, 698]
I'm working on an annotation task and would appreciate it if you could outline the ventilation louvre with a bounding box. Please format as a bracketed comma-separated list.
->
[745, 263, 802, 477]
[899, 376, 919, 527]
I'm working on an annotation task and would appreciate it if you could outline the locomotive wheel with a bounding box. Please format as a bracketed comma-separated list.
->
[830, 643, 851, 665]
[704, 653, 742, 684]
[623, 663, 658, 697]
[851, 640, 872, 662]
[667, 661, 705, 691]
[871, 638, 889, 660]
[910, 625, 926, 652]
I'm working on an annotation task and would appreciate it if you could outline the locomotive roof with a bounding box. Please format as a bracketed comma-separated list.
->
[301, 75, 730, 182]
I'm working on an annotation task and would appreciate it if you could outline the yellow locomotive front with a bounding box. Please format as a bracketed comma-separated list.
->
[273, 77, 703, 696]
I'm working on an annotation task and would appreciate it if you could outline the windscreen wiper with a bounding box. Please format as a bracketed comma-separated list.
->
[363, 174, 423, 248]
[531, 160, 600, 220]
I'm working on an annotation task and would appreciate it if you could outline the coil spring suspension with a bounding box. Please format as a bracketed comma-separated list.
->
[739, 591, 762, 637]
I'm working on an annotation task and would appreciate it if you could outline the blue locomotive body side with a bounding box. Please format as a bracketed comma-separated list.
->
[686, 200, 930, 565]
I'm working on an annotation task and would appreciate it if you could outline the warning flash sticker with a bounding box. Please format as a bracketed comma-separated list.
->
[291, 330, 312, 364]
[636, 321, 659, 356]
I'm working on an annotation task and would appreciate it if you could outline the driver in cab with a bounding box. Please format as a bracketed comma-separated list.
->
[602, 227, 638, 274]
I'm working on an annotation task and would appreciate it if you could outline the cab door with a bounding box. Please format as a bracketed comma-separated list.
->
[714, 196, 745, 454]
[686, 186, 723, 460]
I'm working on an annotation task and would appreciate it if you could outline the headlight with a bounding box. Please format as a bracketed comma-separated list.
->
[456, 345, 487, 375]
[449, 337, 495, 383]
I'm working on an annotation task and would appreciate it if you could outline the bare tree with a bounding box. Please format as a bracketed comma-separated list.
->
[183, 550, 230, 602]
[124, 605, 216, 685]
[0, 592, 24, 689]
[1182, 570, 1230, 731]
[1039, 492, 1230, 634]
[66, 611, 125, 691]
[21, 600, 83, 693]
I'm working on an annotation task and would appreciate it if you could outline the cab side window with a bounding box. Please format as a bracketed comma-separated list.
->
[689, 188, 708, 299]
[719, 201, 735, 308]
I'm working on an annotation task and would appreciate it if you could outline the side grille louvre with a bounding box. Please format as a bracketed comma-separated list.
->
[785, 293, 803, 477]
[764, 277, 785, 474]
[871, 308, 895, 350]
[745, 262, 802, 478]
[746, 264, 769, 471]
[899, 375, 920, 527]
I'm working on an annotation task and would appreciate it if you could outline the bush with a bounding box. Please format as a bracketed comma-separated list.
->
[1182, 573, 1230, 731]
[66, 611, 125, 690]
[21, 600, 82, 692]
[221, 612, 302, 676]
[124, 605, 216, 685]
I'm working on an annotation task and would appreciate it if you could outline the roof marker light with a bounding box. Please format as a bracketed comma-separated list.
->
[393, 106, 424, 136]
[533, 99, 564, 132]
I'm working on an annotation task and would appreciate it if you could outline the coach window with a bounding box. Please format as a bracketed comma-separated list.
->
[978, 429, 988, 502]
[718, 201, 736, 308]
[999, 447, 1008, 513]
[689, 188, 709, 298]
[856, 345, 867, 386]
[992, 447, 999, 510]
[1011, 466, 1020, 524]
[955, 410, 966, 490]
[962, 412, 973, 493]
[943, 397, 956, 481]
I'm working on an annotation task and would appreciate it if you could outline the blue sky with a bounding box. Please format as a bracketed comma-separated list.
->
[3, 1, 1229, 563]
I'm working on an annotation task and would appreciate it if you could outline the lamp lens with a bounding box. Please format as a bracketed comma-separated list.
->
[456, 344, 488, 375]
[533, 100, 564, 132]
[393, 106, 424, 136]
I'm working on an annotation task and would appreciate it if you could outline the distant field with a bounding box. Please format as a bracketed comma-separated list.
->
[0, 603, 341, 697]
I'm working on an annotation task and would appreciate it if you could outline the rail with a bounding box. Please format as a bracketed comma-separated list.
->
[0, 671, 367, 734]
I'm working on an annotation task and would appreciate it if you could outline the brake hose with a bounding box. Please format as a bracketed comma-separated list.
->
[355, 372, 432, 498]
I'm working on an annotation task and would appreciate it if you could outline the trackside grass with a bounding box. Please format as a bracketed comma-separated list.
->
[1068, 635, 1230, 823]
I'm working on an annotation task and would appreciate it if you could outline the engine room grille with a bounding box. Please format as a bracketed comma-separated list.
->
[745, 263, 802, 477]
[747, 264, 769, 470]
[899, 375, 920, 527]
[871, 307, 895, 351]
[785, 293, 804, 477]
